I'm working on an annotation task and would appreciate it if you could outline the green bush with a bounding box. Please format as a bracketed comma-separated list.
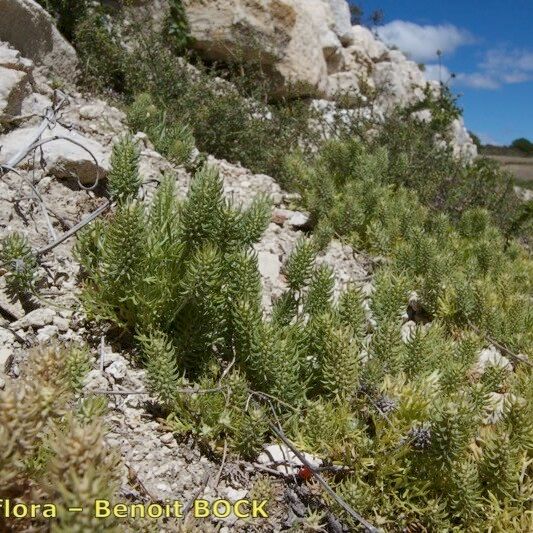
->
[36, 0, 89, 41]
[128, 93, 196, 166]
[511, 137, 533, 155]
[76, 139, 533, 530]
[165, 0, 194, 53]
[0, 233, 39, 311]
[284, 137, 532, 354]
[0, 345, 120, 532]
[74, 10, 127, 93]
[123, 51, 323, 176]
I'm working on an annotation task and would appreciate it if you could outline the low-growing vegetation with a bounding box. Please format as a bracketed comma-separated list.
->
[0, 344, 120, 532]
[61, 1, 527, 237]
[75, 140, 533, 531]
[10, 2, 532, 530]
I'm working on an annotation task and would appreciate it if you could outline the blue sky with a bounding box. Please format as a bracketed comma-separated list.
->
[352, 0, 533, 145]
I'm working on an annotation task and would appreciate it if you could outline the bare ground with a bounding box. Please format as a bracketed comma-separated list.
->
[486, 154, 533, 189]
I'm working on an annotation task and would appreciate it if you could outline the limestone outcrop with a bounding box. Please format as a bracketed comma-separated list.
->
[0, 43, 35, 119]
[182, 0, 424, 102]
[0, 0, 77, 78]
[182, 0, 343, 97]
[182, 0, 477, 159]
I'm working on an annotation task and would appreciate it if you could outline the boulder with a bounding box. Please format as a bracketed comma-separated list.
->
[0, 42, 33, 118]
[0, 66, 31, 117]
[327, 70, 361, 97]
[0, 42, 34, 72]
[450, 116, 478, 161]
[325, 0, 353, 45]
[11, 307, 55, 329]
[371, 51, 427, 110]
[349, 25, 388, 62]
[0, 124, 110, 184]
[183, 0, 344, 97]
[0, 0, 77, 78]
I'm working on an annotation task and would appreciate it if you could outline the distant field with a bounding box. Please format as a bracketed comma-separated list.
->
[482, 153, 533, 190]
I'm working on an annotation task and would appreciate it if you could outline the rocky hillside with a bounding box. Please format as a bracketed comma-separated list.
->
[181, 0, 477, 161]
[0, 1, 531, 532]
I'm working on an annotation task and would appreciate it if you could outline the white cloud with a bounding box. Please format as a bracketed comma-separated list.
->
[482, 49, 533, 73]
[423, 63, 452, 83]
[376, 20, 474, 62]
[455, 72, 499, 90]
[456, 48, 533, 89]
[375, 19, 533, 91]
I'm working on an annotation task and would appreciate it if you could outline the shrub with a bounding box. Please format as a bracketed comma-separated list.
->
[0, 344, 120, 532]
[511, 137, 533, 155]
[76, 142, 271, 366]
[107, 135, 141, 203]
[0, 233, 39, 310]
[127, 93, 195, 166]
[74, 10, 127, 93]
[36, 0, 89, 41]
[76, 138, 533, 530]
[165, 0, 194, 53]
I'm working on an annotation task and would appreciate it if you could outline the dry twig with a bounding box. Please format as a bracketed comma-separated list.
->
[468, 321, 532, 368]
[183, 471, 210, 518]
[269, 424, 379, 533]
[36, 200, 111, 256]
[89, 386, 224, 396]
[214, 439, 228, 488]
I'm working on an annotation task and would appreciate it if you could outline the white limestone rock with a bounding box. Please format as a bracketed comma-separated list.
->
[0, 346, 14, 373]
[20, 91, 52, 117]
[0, 42, 33, 72]
[474, 346, 512, 376]
[0, 65, 31, 118]
[183, 0, 342, 97]
[257, 251, 281, 282]
[11, 307, 55, 329]
[107, 359, 129, 382]
[0, 327, 15, 347]
[84, 369, 111, 391]
[0, 124, 110, 184]
[325, 0, 353, 45]
[36, 324, 59, 343]
[258, 443, 322, 475]
[349, 25, 389, 62]
[450, 116, 478, 161]
[0, 0, 77, 78]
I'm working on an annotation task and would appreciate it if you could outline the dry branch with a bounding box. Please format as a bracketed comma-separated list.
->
[88, 386, 224, 396]
[0, 92, 69, 172]
[269, 424, 379, 533]
[183, 471, 210, 517]
[468, 321, 532, 368]
[36, 200, 111, 257]
[1, 90, 109, 262]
